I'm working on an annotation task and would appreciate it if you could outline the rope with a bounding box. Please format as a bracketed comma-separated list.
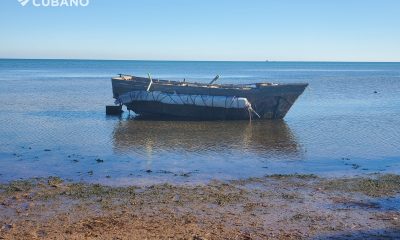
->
[201, 95, 207, 106]
[177, 94, 186, 105]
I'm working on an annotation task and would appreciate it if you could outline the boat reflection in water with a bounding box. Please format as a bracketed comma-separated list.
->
[112, 118, 302, 161]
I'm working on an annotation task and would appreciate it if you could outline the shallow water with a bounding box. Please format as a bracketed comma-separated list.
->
[0, 59, 399, 185]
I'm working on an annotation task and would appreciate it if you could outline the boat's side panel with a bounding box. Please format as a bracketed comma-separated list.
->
[112, 78, 307, 98]
[126, 101, 251, 120]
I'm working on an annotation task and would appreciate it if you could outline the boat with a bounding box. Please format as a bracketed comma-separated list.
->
[111, 74, 307, 120]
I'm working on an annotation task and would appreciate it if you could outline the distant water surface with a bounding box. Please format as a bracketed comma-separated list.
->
[0, 59, 399, 185]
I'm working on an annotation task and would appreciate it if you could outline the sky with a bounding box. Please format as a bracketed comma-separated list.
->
[0, 0, 399, 61]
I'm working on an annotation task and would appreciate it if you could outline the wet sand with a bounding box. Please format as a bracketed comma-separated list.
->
[1, 174, 400, 239]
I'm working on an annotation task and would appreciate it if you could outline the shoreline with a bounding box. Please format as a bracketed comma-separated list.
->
[1, 174, 399, 239]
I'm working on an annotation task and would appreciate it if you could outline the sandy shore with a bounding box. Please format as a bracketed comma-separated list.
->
[1, 174, 400, 239]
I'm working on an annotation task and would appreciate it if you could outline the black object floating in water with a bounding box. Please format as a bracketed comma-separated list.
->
[106, 105, 123, 115]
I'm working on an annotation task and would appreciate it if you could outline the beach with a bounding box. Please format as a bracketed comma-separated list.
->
[1, 174, 400, 239]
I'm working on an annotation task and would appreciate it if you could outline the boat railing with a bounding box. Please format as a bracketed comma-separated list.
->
[114, 74, 278, 89]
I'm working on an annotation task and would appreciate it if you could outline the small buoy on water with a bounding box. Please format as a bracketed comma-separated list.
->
[106, 105, 123, 115]
[374, 91, 378, 94]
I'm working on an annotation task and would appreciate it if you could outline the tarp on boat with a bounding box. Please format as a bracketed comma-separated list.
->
[115, 91, 252, 109]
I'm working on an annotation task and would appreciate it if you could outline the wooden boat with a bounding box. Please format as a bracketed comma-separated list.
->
[111, 74, 307, 120]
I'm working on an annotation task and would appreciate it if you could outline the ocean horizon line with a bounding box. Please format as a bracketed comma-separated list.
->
[1, 58, 400, 64]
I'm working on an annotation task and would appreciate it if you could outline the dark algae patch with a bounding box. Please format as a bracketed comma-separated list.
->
[1, 174, 400, 239]
[0, 179, 35, 194]
[267, 173, 319, 179]
[324, 174, 400, 197]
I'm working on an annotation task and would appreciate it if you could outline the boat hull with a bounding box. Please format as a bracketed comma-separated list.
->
[126, 101, 252, 120]
[112, 76, 307, 120]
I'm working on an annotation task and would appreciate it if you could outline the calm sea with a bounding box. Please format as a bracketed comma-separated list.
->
[0, 59, 399, 185]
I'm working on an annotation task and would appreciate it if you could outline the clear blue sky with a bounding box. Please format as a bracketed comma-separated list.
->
[0, 0, 399, 61]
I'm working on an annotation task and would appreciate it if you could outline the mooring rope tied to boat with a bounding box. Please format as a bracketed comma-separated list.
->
[151, 92, 157, 101]
[159, 94, 169, 102]
[189, 95, 197, 105]
[201, 95, 207, 106]
[177, 94, 186, 105]
[249, 107, 261, 118]
[248, 108, 252, 122]
[168, 93, 179, 105]
[227, 97, 236, 108]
